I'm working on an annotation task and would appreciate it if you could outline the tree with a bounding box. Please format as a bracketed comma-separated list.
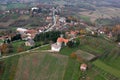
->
[70, 52, 77, 59]
[67, 39, 80, 48]
[80, 29, 86, 35]
[112, 25, 120, 36]
[7, 43, 14, 53]
[116, 34, 120, 42]
[17, 43, 25, 52]
[11, 34, 21, 41]
[0, 43, 9, 55]
[34, 31, 62, 43]
[67, 41, 75, 48]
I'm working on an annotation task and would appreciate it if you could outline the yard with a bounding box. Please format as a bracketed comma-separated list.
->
[11, 40, 31, 54]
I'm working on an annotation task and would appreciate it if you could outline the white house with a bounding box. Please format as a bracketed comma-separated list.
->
[59, 17, 66, 23]
[80, 63, 87, 71]
[51, 43, 61, 52]
[17, 28, 28, 33]
[51, 34, 68, 52]
[118, 42, 120, 46]
[31, 7, 39, 11]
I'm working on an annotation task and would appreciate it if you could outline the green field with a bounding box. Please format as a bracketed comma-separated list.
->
[0, 52, 81, 80]
[80, 36, 116, 56]
[14, 53, 68, 80]
[93, 60, 120, 78]
[0, 36, 120, 80]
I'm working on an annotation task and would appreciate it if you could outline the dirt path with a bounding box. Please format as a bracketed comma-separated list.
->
[0, 44, 49, 60]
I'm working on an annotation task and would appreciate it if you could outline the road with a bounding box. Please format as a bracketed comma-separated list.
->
[45, 9, 57, 32]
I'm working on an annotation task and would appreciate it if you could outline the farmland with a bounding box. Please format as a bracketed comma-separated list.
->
[15, 53, 68, 80]
[0, 50, 81, 80]
[0, 36, 120, 80]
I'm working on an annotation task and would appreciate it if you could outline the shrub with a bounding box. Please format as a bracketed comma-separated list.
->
[70, 53, 77, 59]
[67, 41, 74, 48]
[17, 47, 24, 52]
[67, 39, 80, 48]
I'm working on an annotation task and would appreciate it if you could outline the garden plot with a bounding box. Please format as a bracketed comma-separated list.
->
[14, 53, 68, 80]
[75, 50, 96, 61]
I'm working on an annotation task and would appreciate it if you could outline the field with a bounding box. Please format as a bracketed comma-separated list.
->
[15, 53, 68, 80]
[0, 36, 120, 80]
[5, 51, 80, 80]
[0, 3, 29, 10]
[75, 50, 96, 61]
[79, 7, 120, 22]
[0, 44, 81, 80]
[79, 36, 116, 56]
[93, 60, 120, 78]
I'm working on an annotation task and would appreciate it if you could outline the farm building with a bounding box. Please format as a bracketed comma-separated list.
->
[80, 63, 87, 71]
[25, 39, 35, 47]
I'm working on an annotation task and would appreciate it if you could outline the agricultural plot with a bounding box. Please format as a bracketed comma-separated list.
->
[75, 50, 96, 61]
[93, 60, 120, 78]
[80, 36, 115, 56]
[14, 53, 69, 80]
[79, 7, 120, 22]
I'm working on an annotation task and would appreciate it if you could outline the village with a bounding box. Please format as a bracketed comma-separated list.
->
[0, 3, 120, 80]
[0, 5, 120, 56]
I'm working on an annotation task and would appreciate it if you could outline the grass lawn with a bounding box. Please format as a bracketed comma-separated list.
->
[0, 40, 3, 43]
[12, 40, 30, 53]
[39, 44, 51, 50]
[60, 47, 78, 56]
[12, 40, 25, 47]
[93, 59, 120, 78]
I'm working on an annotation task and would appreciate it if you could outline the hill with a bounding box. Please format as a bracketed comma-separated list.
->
[0, 36, 120, 80]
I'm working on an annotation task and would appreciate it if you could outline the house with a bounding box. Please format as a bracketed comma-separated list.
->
[17, 28, 28, 34]
[46, 16, 52, 22]
[25, 39, 35, 47]
[107, 32, 112, 38]
[70, 30, 77, 38]
[31, 7, 39, 11]
[26, 29, 37, 39]
[80, 63, 87, 71]
[57, 37, 64, 46]
[59, 17, 66, 23]
[51, 34, 69, 52]
[51, 43, 61, 52]
[118, 42, 120, 46]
